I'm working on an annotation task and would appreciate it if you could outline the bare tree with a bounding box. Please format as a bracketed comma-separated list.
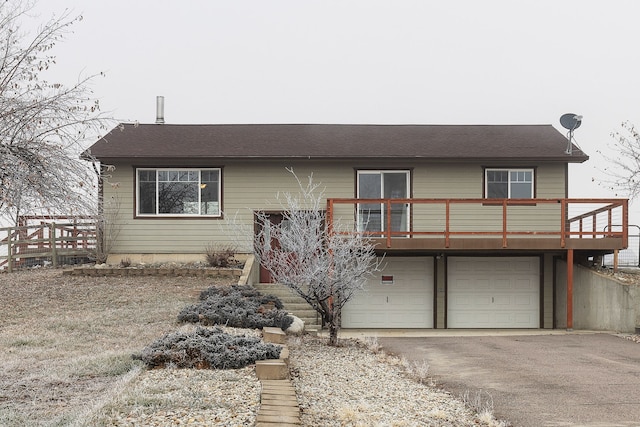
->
[598, 121, 640, 199]
[91, 194, 123, 264]
[254, 172, 382, 346]
[0, 0, 109, 225]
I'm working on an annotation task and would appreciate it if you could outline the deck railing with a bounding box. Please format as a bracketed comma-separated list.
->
[0, 217, 96, 272]
[326, 198, 628, 249]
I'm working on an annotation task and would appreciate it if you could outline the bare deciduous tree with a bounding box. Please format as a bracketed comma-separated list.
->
[92, 194, 123, 264]
[0, 0, 109, 225]
[598, 121, 640, 199]
[254, 172, 382, 346]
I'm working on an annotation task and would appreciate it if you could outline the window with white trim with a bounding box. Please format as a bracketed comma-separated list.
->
[136, 168, 221, 216]
[485, 168, 534, 199]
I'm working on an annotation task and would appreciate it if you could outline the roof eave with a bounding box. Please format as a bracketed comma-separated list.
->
[87, 154, 589, 163]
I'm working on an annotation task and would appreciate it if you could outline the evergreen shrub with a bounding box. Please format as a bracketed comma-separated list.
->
[133, 327, 282, 369]
[178, 285, 293, 330]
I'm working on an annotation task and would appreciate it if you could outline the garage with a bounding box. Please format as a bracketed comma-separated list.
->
[342, 257, 434, 328]
[447, 257, 540, 328]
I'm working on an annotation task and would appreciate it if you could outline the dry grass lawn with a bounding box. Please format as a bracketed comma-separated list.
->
[0, 268, 253, 426]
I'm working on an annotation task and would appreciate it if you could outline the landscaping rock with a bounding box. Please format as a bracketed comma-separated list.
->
[285, 315, 305, 335]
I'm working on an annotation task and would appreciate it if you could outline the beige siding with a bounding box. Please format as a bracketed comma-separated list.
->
[102, 160, 568, 256]
[103, 161, 355, 255]
[411, 163, 567, 234]
[413, 163, 566, 198]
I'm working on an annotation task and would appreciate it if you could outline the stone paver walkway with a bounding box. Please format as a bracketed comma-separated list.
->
[256, 327, 301, 425]
[256, 379, 301, 426]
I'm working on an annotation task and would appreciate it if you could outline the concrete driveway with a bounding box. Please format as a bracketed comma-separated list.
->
[375, 332, 640, 426]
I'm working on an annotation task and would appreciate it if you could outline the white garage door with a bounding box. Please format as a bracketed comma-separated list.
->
[342, 257, 434, 328]
[448, 257, 539, 328]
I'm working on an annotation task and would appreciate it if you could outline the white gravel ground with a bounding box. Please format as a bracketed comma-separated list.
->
[288, 335, 494, 426]
[101, 368, 261, 426]
[94, 331, 501, 427]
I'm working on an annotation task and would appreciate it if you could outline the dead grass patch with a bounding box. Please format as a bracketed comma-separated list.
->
[0, 268, 238, 426]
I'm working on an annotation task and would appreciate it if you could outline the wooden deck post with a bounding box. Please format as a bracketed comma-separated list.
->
[567, 248, 573, 331]
[50, 222, 58, 268]
[7, 227, 13, 273]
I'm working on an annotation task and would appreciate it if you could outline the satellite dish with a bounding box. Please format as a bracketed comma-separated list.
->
[559, 113, 583, 155]
[560, 113, 582, 131]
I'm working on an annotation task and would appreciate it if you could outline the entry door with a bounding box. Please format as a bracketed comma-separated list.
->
[448, 257, 540, 328]
[256, 212, 284, 283]
[342, 257, 434, 328]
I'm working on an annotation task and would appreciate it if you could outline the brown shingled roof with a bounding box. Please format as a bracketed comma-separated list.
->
[86, 123, 588, 163]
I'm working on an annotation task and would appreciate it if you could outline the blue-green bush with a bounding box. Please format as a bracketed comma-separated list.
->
[133, 327, 282, 369]
[178, 285, 293, 330]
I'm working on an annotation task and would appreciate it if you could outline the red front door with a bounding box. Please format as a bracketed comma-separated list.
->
[257, 212, 284, 283]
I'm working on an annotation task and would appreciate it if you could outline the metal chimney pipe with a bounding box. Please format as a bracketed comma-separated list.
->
[155, 96, 165, 124]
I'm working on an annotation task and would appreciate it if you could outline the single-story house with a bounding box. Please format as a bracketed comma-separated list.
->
[87, 115, 628, 330]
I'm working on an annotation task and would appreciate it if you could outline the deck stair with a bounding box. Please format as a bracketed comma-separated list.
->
[254, 283, 320, 332]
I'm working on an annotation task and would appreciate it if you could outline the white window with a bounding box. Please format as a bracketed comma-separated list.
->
[136, 168, 221, 216]
[357, 170, 410, 234]
[485, 168, 534, 199]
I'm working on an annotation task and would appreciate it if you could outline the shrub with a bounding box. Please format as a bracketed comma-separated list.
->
[204, 243, 237, 267]
[178, 285, 293, 330]
[199, 284, 284, 309]
[132, 327, 282, 369]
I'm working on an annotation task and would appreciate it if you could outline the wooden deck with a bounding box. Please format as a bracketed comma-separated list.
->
[0, 217, 96, 271]
[327, 198, 628, 253]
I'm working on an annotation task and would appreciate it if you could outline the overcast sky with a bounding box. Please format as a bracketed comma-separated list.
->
[26, 0, 640, 212]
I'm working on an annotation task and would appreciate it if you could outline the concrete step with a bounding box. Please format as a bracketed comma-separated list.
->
[261, 292, 299, 300]
[266, 295, 302, 303]
[255, 285, 296, 295]
[263, 327, 287, 344]
[286, 307, 316, 315]
[254, 283, 295, 290]
[255, 284, 310, 294]
[282, 303, 315, 311]
[291, 314, 318, 324]
[273, 298, 304, 304]
[255, 360, 288, 380]
[255, 283, 321, 332]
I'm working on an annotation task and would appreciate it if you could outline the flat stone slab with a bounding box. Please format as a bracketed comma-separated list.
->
[261, 396, 299, 405]
[261, 382, 295, 392]
[256, 414, 301, 424]
[258, 407, 300, 416]
[255, 359, 288, 380]
[261, 390, 296, 398]
[279, 345, 290, 364]
[259, 398, 301, 407]
[261, 381, 295, 388]
[256, 423, 301, 427]
[263, 326, 287, 344]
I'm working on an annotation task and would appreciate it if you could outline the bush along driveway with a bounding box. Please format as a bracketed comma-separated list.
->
[378, 332, 640, 427]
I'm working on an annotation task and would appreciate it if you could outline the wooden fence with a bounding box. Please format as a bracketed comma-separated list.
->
[0, 217, 96, 272]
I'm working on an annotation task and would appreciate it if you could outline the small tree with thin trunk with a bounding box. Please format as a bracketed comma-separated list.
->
[598, 121, 640, 199]
[254, 172, 382, 346]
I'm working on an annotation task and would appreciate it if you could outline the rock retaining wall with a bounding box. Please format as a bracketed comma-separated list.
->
[62, 266, 243, 278]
